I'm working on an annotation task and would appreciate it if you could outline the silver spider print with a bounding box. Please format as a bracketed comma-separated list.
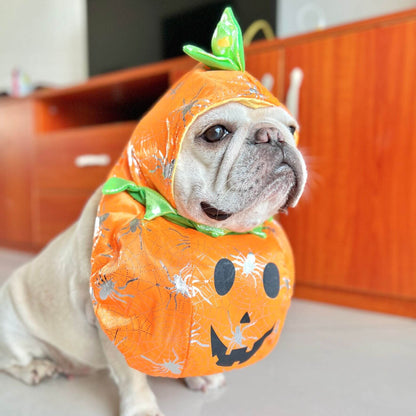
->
[223, 311, 257, 352]
[159, 261, 212, 308]
[93, 212, 110, 240]
[141, 349, 184, 375]
[190, 322, 210, 348]
[95, 271, 134, 304]
[174, 85, 210, 126]
[127, 143, 142, 179]
[149, 150, 175, 180]
[169, 228, 191, 251]
[148, 118, 176, 180]
[229, 75, 267, 100]
[230, 251, 267, 287]
[119, 217, 151, 251]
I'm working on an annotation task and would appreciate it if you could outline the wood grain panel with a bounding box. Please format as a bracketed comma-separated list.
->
[35, 121, 136, 191]
[295, 283, 416, 319]
[280, 20, 416, 309]
[246, 48, 284, 100]
[0, 99, 33, 245]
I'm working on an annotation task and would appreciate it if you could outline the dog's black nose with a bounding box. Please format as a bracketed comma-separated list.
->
[254, 127, 281, 144]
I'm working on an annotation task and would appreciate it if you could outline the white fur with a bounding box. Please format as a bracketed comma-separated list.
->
[174, 103, 307, 232]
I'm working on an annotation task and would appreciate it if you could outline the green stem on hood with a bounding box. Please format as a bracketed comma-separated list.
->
[102, 177, 267, 239]
[183, 7, 245, 71]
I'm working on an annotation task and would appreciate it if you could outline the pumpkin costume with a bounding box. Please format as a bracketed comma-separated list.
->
[90, 8, 296, 378]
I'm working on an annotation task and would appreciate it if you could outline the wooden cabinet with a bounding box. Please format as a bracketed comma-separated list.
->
[0, 99, 34, 247]
[33, 122, 136, 245]
[28, 57, 194, 247]
[0, 57, 195, 250]
[279, 11, 416, 317]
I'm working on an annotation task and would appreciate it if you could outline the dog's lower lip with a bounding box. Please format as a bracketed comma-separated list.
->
[200, 202, 233, 221]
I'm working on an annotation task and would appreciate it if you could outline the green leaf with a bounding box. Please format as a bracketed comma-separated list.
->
[182, 45, 239, 71]
[183, 7, 245, 71]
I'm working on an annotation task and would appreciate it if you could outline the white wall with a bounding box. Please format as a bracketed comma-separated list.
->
[277, 0, 416, 37]
[0, 0, 88, 93]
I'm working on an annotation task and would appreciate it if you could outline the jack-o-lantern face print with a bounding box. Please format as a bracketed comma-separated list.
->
[92, 212, 294, 378]
[210, 258, 280, 367]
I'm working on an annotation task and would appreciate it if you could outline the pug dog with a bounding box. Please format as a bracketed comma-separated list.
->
[0, 100, 306, 416]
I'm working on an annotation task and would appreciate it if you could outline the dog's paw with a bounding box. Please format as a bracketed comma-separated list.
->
[120, 397, 165, 416]
[5, 358, 59, 385]
[184, 373, 226, 392]
[121, 406, 165, 416]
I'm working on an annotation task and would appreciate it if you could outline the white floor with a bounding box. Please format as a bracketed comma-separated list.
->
[1, 247, 415, 416]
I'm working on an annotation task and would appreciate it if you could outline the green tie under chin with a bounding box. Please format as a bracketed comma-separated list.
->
[102, 177, 268, 239]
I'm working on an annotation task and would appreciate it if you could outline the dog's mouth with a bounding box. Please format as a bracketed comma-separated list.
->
[200, 202, 233, 221]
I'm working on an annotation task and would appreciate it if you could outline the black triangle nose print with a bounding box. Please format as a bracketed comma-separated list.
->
[240, 312, 251, 324]
[263, 263, 280, 298]
[214, 258, 236, 295]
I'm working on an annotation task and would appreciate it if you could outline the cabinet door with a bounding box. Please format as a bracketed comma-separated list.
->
[280, 21, 416, 312]
[33, 121, 136, 247]
[246, 47, 283, 100]
[0, 99, 33, 246]
[35, 122, 136, 191]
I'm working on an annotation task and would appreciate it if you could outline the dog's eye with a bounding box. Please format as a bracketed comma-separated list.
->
[288, 125, 296, 135]
[202, 125, 230, 143]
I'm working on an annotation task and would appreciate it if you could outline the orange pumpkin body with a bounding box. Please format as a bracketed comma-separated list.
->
[90, 66, 296, 378]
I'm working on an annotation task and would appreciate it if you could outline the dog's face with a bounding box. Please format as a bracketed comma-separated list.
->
[173, 102, 307, 232]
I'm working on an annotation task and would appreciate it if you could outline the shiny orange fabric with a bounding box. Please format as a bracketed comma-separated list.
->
[90, 66, 295, 378]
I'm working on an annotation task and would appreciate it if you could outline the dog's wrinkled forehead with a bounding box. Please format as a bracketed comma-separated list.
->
[185, 102, 297, 139]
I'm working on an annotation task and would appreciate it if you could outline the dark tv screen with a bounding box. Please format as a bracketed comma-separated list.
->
[87, 0, 276, 76]
[162, 2, 228, 59]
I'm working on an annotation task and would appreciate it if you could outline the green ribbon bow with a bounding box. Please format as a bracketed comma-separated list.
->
[102, 177, 267, 239]
[183, 7, 245, 71]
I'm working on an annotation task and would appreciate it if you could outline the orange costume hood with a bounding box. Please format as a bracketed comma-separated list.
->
[90, 9, 296, 378]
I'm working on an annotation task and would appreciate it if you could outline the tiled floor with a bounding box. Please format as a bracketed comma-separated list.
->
[1, 247, 415, 416]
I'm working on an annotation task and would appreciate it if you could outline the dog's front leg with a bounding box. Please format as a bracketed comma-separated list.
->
[98, 329, 164, 416]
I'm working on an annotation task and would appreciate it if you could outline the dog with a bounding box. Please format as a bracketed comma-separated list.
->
[0, 75, 307, 415]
